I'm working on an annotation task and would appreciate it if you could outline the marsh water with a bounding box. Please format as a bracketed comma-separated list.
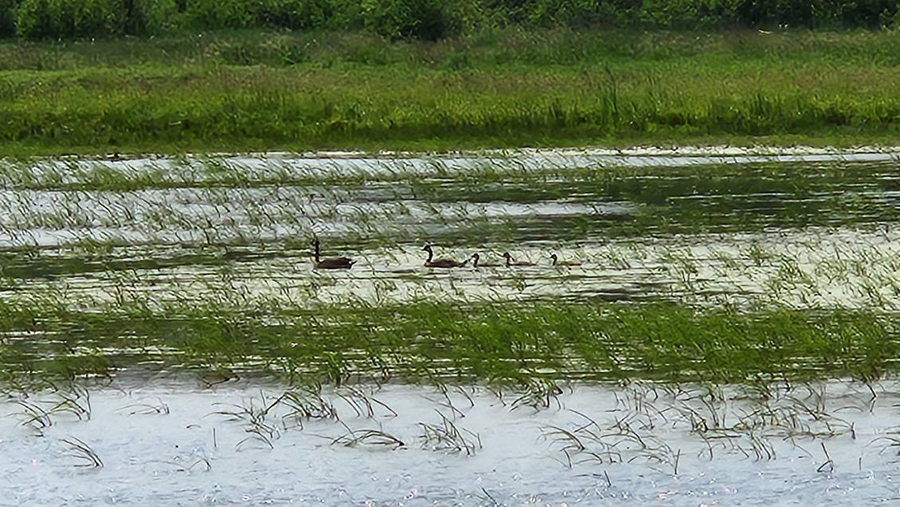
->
[3, 378, 900, 506]
[2, 149, 900, 505]
[1, 149, 900, 309]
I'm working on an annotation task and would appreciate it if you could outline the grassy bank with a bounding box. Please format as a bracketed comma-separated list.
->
[1, 29, 900, 155]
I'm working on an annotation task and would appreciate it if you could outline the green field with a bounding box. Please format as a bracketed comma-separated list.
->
[0, 29, 900, 155]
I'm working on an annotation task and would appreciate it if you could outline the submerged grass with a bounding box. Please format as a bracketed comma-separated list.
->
[0, 295, 896, 386]
[1, 29, 900, 154]
[1, 150, 897, 389]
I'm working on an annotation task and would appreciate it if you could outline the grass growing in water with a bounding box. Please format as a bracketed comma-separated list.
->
[0, 295, 896, 386]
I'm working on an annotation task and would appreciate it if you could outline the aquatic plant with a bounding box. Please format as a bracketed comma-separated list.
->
[59, 436, 103, 468]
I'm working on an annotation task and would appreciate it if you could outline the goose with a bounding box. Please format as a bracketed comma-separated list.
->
[312, 238, 356, 269]
[423, 245, 468, 268]
[470, 253, 500, 268]
[502, 252, 535, 267]
[550, 254, 582, 267]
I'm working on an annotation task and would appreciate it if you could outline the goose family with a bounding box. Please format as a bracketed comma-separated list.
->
[310, 239, 581, 270]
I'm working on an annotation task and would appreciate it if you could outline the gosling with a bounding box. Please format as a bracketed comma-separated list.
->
[502, 252, 535, 267]
[550, 254, 582, 267]
[470, 253, 500, 268]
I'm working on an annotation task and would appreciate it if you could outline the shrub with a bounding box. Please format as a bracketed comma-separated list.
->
[16, 0, 126, 39]
[360, 0, 468, 40]
[183, 0, 254, 29]
[0, 0, 17, 36]
[127, 0, 181, 34]
[254, 0, 331, 30]
[9, 0, 900, 40]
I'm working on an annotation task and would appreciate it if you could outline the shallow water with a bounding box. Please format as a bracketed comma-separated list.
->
[2, 378, 899, 506]
[1, 151, 900, 309]
[16, 146, 900, 180]
[2, 150, 900, 503]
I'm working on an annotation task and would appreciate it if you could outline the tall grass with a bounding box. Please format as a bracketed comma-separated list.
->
[2, 29, 900, 153]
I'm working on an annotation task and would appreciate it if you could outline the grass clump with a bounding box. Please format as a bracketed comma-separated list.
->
[0, 295, 896, 386]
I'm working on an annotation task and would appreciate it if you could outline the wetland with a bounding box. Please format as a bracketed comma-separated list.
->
[3, 19, 900, 504]
[2, 150, 900, 504]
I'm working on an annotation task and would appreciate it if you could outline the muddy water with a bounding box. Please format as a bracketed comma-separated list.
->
[2, 379, 899, 506]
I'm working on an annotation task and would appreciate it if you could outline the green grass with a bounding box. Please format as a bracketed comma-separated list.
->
[1, 29, 900, 155]
[1, 293, 897, 386]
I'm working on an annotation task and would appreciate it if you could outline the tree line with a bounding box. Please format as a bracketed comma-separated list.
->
[4, 0, 899, 40]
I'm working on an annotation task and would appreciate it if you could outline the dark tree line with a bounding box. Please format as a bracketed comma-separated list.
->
[4, 0, 900, 40]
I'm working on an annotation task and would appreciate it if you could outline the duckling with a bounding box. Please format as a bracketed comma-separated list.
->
[312, 238, 356, 269]
[423, 244, 468, 268]
[470, 253, 500, 268]
[502, 252, 535, 267]
[550, 253, 582, 267]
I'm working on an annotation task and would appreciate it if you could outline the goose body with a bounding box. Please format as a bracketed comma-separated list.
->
[312, 239, 356, 270]
[550, 254, 582, 267]
[470, 253, 500, 268]
[502, 252, 535, 267]
[423, 245, 468, 268]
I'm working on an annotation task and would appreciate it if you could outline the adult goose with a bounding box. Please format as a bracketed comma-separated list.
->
[550, 254, 582, 267]
[470, 253, 500, 268]
[423, 245, 468, 268]
[312, 238, 356, 269]
[502, 252, 535, 267]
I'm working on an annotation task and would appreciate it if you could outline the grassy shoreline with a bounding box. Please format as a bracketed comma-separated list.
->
[0, 29, 899, 156]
